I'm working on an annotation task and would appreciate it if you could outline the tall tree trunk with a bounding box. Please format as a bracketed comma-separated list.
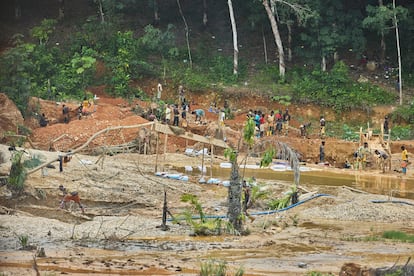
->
[58, 0, 65, 20]
[227, 156, 242, 232]
[153, 0, 160, 26]
[393, 0, 402, 105]
[263, 0, 285, 79]
[287, 23, 292, 62]
[262, 27, 268, 64]
[379, 0, 385, 64]
[14, 0, 21, 20]
[202, 0, 208, 28]
[97, 0, 105, 23]
[176, 0, 193, 68]
[321, 56, 327, 72]
[334, 51, 339, 62]
[227, 0, 238, 75]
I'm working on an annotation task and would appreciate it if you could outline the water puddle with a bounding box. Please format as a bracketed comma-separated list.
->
[175, 166, 414, 199]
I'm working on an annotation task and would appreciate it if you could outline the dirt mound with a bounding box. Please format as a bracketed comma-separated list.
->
[0, 93, 24, 135]
[28, 96, 150, 151]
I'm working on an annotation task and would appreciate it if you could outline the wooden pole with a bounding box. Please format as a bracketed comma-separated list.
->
[201, 143, 205, 178]
[163, 134, 168, 168]
[155, 132, 160, 173]
[210, 144, 213, 179]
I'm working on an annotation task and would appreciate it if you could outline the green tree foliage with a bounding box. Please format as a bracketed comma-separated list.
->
[0, 44, 35, 116]
[243, 117, 255, 148]
[71, 47, 97, 94]
[298, 0, 365, 64]
[140, 24, 178, 60]
[31, 19, 57, 45]
[363, 4, 409, 43]
[291, 61, 396, 112]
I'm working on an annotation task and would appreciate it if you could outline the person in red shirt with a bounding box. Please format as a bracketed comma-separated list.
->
[59, 185, 85, 213]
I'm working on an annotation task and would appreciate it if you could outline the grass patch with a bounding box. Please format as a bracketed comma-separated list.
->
[199, 259, 244, 276]
[382, 231, 414, 243]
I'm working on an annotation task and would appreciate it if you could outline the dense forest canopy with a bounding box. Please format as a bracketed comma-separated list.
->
[0, 0, 413, 124]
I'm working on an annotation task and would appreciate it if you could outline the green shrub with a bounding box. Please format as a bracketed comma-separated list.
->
[268, 186, 297, 210]
[382, 230, 414, 243]
[341, 124, 360, 141]
[18, 234, 29, 248]
[290, 61, 396, 112]
[178, 194, 236, 236]
[391, 103, 414, 124]
[22, 155, 43, 169]
[8, 151, 27, 192]
[199, 259, 244, 276]
[390, 125, 413, 140]
[200, 259, 227, 276]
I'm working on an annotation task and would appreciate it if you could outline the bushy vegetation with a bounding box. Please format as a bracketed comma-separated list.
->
[8, 151, 27, 192]
[268, 186, 298, 210]
[391, 102, 414, 123]
[290, 62, 396, 113]
[177, 194, 237, 236]
[0, 2, 412, 125]
[7, 151, 43, 193]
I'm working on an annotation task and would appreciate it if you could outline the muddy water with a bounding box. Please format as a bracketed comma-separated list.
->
[176, 166, 414, 200]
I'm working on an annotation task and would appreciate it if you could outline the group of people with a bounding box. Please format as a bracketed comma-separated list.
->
[164, 104, 183, 127]
[246, 109, 326, 139]
[318, 135, 410, 175]
[247, 109, 291, 137]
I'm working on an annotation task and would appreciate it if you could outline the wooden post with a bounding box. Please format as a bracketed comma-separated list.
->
[155, 132, 160, 173]
[210, 144, 213, 179]
[163, 134, 168, 167]
[201, 143, 205, 178]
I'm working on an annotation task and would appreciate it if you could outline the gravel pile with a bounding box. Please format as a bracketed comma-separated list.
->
[301, 190, 414, 223]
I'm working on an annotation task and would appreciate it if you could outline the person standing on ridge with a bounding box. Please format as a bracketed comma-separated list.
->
[401, 145, 408, 175]
[157, 83, 163, 100]
[319, 115, 326, 138]
[383, 115, 389, 134]
[165, 105, 172, 124]
[282, 109, 291, 136]
[319, 140, 325, 163]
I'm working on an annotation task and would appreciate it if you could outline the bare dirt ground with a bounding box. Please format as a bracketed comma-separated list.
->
[1, 87, 414, 275]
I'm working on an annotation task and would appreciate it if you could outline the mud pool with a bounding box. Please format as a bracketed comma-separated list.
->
[175, 165, 414, 200]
